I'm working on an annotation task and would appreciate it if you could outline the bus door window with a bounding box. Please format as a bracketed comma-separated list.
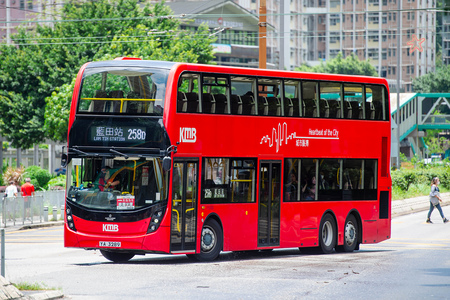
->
[171, 161, 198, 252]
[258, 161, 281, 246]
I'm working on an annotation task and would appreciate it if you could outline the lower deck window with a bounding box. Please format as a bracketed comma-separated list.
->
[284, 158, 378, 202]
[202, 158, 256, 204]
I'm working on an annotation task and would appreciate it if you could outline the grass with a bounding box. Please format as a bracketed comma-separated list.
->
[392, 183, 448, 201]
[12, 282, 56, 291]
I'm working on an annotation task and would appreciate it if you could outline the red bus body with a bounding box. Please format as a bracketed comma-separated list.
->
[64, 59, 391, 261]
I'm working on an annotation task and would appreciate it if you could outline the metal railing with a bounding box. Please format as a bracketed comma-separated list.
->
[0, 190, 66, 228]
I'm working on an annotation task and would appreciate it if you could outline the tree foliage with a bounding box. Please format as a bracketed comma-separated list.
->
[295, 53, 378, 76]
[0, 0, 216, 145]
[412, 64, 450, 93]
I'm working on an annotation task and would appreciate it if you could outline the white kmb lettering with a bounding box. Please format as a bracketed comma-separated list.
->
[102, 224, 119, 232]
[180, 127, 197, 143]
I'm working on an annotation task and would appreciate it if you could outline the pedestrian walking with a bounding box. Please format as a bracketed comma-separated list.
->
[426, 177, 449, 224]
[21, 178, 35, 220]
[5, 181, 18, 221]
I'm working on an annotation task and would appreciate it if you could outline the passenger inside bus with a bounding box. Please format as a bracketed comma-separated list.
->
[284, 172, 298, 201]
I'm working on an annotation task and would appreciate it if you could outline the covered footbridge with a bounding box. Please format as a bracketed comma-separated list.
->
[391, 93, 450, 163]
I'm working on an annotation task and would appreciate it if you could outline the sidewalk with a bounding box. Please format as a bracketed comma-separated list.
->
[1, 193, 448, 300]
[391, 192, 450, 217]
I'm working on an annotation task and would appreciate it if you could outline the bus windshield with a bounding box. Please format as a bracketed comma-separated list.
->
[78, 67, 169, 115]
[66, 157, 169, 210]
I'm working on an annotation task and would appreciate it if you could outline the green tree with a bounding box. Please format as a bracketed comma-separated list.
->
[295, 53, 378, 76]
[412, 63, 450, 93]
[1, 0, 216, 145]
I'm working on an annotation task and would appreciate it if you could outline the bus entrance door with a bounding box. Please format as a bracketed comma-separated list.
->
[258, 161, 281, 247]
[170, 160, 198, 253]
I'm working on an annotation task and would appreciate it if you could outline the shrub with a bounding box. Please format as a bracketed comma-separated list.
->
[47, 175, 66, 190]
[24, 166, 52, 190]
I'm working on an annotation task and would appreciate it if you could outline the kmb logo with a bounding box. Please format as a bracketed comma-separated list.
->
[103, 224, 119, 232]
[179, 127, 197, 143]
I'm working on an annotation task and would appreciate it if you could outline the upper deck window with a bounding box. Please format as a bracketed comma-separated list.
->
[176, 71, 390, 121]
[78, 67, 169, 116]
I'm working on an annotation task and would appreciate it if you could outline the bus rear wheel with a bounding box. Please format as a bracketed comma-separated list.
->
[336, 215, 359, 252]
[191, 219, 223, 262]
[100, 250, 135, 263]
[319, 214, 336, 254]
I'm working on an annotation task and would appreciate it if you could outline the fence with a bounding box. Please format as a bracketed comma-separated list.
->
[0, 190, 65, 228]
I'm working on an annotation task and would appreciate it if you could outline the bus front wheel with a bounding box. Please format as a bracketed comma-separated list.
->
[100, 250, 135, 263]
[319, 214, 336, 254]
[191, 219, 223, 262]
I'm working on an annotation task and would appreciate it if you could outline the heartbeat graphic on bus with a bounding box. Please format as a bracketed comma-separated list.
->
[260, 122, 339, 153]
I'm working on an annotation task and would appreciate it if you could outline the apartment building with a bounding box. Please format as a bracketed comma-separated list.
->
[0, 0, 61, 44]
[1, 0, 438, 92]
[235, 0, 436, 92]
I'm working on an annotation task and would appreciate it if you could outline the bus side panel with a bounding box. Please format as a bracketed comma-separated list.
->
[142, 225, 171, 253]
[201, 204, 258, 252]
[279, 202, 302, 247]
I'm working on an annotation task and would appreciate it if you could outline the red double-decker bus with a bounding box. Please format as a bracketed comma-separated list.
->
[63, 57, 391, 262]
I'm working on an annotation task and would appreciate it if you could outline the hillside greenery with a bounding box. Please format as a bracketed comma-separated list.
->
[391, 164, 450, 200]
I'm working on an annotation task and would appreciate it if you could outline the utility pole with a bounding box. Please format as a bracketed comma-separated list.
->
[396, 0, 402, 168]
[259, 0, 267, 69]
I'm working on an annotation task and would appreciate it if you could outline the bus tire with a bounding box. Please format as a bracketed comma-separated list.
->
[337, 215, 359, 252]
[319, 214, 336, 254]
[100, 250, 135, 263]
[193, 219, 223, 262]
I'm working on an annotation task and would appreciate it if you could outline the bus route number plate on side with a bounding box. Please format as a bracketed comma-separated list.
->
[99, 241, 121, 248]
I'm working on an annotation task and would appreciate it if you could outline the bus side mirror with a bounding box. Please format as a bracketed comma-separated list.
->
[61, 153, 68, 168]
[163, 156, 172, 172]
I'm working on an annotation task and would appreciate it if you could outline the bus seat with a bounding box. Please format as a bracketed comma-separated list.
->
[290, 98, 300, 117]
[124, 91, 143, 114]
[284, 98, 293, 116]
[90, 90, 108, 112]
[365, 101, 375, 120]
[241, 94, 255, 115]
[257, 96, 268, 116]
[213, 94, 228, 114]
[328, 99, 341, 118]
[319, 99, 329, 118]
[373, 100, 383, 120]
[231, 94, 242, 115]
[185, 92, 199, 113]
[202, 93, 216, 114]
[267, 97, 281, 116]
[343, 100, 352, 119]
[349, 101, 360, 119]
[303, 99, 316, 117]
[107, 90, 124, 113]
[177, 92, 187, 112]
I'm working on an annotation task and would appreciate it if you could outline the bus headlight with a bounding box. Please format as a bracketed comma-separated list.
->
[147, 209, 164, 233]
[66, 204, 77, 232]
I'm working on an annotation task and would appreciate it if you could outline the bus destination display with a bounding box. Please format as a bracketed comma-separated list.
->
[90, 125, 147, 143]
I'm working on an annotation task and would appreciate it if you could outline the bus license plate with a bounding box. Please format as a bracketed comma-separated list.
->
[99, 241, 121, 248]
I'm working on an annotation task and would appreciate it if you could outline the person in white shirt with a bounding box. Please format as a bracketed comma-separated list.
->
[5, 181, 18, 198]
[4, 181, 18, 221]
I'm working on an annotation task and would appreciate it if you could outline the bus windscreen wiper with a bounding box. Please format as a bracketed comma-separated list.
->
[109, 148, 129, 159]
